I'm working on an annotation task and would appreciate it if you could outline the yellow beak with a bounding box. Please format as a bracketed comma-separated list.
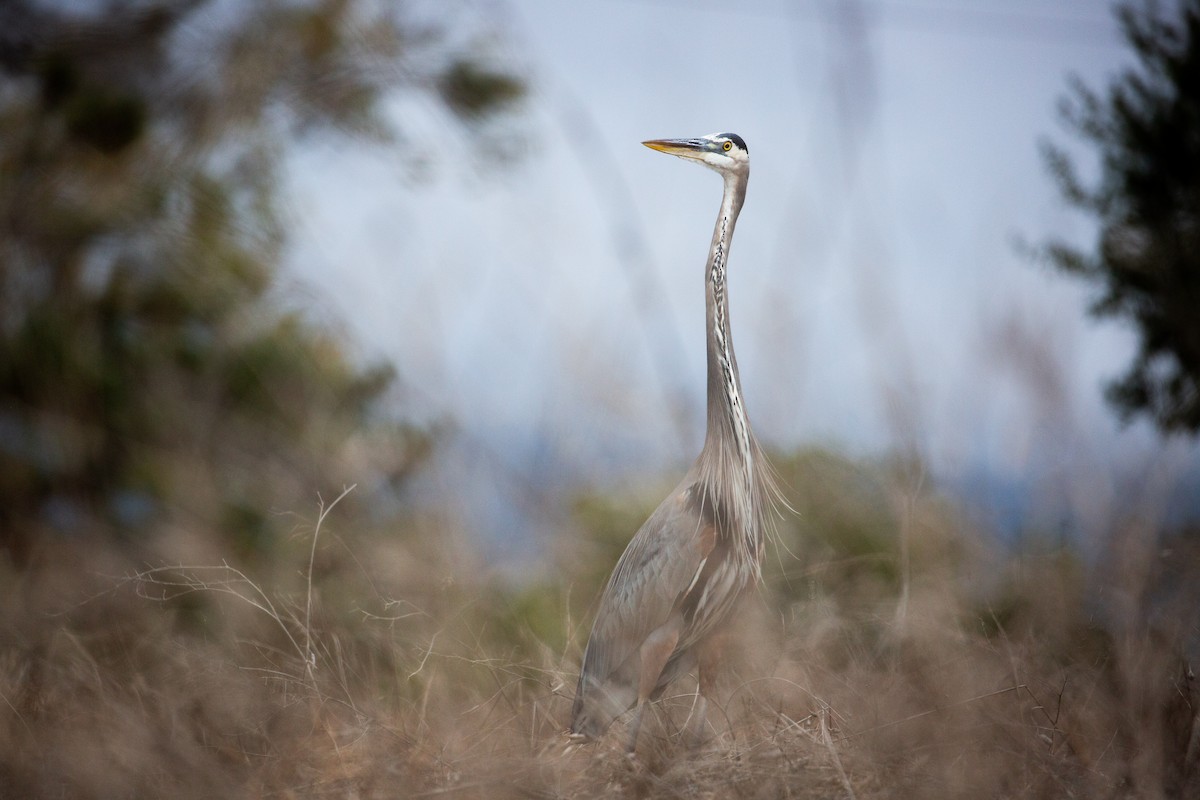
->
[642, 138, 710, 159]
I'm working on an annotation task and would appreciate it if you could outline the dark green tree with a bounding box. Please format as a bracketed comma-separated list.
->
[0, 0, 522, 564]
[1042, 0, 1200, 433]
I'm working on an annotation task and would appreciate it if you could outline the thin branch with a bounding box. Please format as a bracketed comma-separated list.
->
[841, 684, 1027, 741]
[305, 483, 357, 680]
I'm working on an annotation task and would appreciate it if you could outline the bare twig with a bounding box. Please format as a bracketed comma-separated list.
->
[820, 705, 858, 800]
[305, 484, 357, 680]
[842, 684, 1027, 741]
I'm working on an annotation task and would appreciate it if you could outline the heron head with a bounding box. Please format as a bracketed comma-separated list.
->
[642, 132, 749, 176]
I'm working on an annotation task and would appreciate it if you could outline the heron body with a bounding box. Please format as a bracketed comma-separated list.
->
[570, 133, 779, 750]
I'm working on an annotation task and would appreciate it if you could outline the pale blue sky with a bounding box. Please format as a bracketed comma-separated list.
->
[285, 0, 1199, 555]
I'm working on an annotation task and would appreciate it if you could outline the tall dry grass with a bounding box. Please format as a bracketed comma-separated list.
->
[1, 453, 1197, 798]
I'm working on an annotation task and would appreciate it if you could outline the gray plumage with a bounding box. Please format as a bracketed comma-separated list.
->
[570, 133, 781, 750]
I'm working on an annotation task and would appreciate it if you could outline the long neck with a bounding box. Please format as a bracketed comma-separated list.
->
[702, 171, 754, 476]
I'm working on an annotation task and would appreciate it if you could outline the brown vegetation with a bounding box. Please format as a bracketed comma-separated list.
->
[1, 452, 1196, 799]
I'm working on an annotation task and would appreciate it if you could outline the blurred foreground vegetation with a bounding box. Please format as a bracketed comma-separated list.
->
[1, 448, 1197, 798]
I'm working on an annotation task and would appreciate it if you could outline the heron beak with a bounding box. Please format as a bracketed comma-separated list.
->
[642, 138, 709, 160]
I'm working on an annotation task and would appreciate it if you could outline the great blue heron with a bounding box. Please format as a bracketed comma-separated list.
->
[570, 132, 781, 751]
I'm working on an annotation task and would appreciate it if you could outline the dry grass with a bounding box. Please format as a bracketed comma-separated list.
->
[1, 461, 1198, 799]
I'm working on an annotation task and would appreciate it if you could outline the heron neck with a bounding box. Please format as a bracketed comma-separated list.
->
[702, 172, 752, 470]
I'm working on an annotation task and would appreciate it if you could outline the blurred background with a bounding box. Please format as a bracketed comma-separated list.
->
[3, 0, 1198, 568]
[1, 0, 1199, 796]
[287, 0, 1200, 564]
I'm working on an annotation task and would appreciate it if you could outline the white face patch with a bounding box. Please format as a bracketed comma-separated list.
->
[695, 137, 747, 174]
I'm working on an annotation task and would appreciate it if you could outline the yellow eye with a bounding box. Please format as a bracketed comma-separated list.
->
[722, 141, 732, 151]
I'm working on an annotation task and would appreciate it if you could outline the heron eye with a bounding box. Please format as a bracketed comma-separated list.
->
[722, 141, 732, 152]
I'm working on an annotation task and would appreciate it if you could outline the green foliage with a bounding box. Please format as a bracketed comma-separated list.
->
[483, 583, 573, 658]
[769, 448, 904, 602]
[64, 86, 146, 153]
[1043, 0, 1200, 433]
[570, 487, 665, 592]
[439, 60, 526, 121]
[0, 0, 524, 564]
